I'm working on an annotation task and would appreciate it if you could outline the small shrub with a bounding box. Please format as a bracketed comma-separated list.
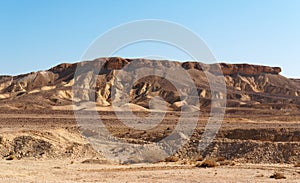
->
[216, 156, 225, 162]
[256, 174, 264, 178]
[82, 159, 109, 164]
[181, 160, 188, 165]
[229, 161, 236, 166]
[5, 151, 15, 161]
[192, 155, 203, 162]
[270, 172, 286, 179]
[6, 155, 15, 161]
[219, 160, 235, 166]
[165, 156, 179, 162]
[196, 158, 218, 168]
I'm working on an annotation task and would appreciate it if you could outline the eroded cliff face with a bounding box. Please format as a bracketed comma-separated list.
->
[0, 57, 299, 111]
[219, 63, 282, 75]
[181, 62, 282, 75]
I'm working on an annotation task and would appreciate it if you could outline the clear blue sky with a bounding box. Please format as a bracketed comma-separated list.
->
[0, 0, 299, 78]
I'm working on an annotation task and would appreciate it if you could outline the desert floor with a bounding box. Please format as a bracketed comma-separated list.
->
[0, 109, 299, 182]
[0, 160, 300, 183]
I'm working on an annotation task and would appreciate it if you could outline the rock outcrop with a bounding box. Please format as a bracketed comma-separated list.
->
[219, 63, 282, 76]
[181, 62, 282, 76]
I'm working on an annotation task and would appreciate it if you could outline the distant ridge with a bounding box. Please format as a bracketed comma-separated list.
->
[0, 57, 299, 111]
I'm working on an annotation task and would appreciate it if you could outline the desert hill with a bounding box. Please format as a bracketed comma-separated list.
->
[0, 57, 299, 111]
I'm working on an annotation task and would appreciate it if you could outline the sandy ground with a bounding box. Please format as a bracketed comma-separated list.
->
[0, 160, 299, 183]
[0, 109, 299, 182]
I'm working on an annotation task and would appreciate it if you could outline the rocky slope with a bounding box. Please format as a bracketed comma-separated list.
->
[0, 57, 299, 111]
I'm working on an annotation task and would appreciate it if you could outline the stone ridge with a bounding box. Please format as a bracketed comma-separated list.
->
[181, 61, 281, 76]
[219, 63, 281, 76]
[0, 57, 283, 80]
[81, 57, 283, 76]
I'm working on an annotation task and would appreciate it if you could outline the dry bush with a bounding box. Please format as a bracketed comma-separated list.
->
[196, 158, 218, 168]
[181, 160, 188, 165]
[165, 156, 179, 162]
[192, 155, 203, 162]
[256, 174, 264, 178]
[215, 156, 235, 166]
[5, 151, 15, 161]
[219, 160, 235, 166]
[6, 155, 15, 161]
[230, 161, 236, 166]
[216, 156, 225, 162]
[270, 172, 286, 179]
[82, 159, 109, 164]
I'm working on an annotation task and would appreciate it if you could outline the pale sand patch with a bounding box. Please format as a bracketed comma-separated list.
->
[0, 93, 11, 99]
[0, 161, 299, 183]
[119, 103, 149, 112]
[52, 105, 75, 111]
[41, 86, 56, 91]
[28, 89, 40, 94]
[68, 102, 150, 112]
[27, 86, 56, 94]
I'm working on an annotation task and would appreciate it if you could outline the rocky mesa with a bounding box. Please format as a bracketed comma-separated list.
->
[0, 57, 299, 111]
